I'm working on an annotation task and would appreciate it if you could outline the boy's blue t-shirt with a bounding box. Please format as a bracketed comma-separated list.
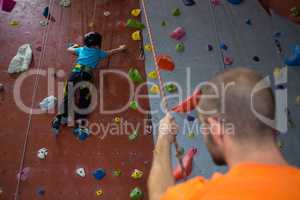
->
[74, 47, 108, 69]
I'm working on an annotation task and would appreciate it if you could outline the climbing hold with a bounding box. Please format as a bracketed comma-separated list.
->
[211, 0, 221, 6]
[39, 20, 48, 27]
[113, 169, 122, 177]
[170, 27, 186, 41]
[126, 19, 145, 30]
[172, 89, 202, 113]
[285, 45, 300, 66]
[150, 84, 160, 94]
[93, 168, 106, 180]
[131, 31, 141, 41]
[131, 169, 143, 179]
[273, 67, 281, 78]
[156, 55, 175, 71]
[172, 8, 181, 16]
[89, 22, 95, 28]
[95, 189, 103, 197]
[37, 147, 48, 160]
[187, 132, 196, 139]
[187, 115, 195, 122]
[161, 21, 166, 26]
[0, 187, 3, 195]
[114, 116, 121, 124]
[117, 21, 126, 29]
[177, 147, 185, 157]
[8, 44, 32, 74]
[129, 129, 139, 141]
[144, 44, 152, 52]
[277, 138, 284, 150]
[207, 44, 213, 51]
[176, 43, 185, 53]
[245, 18, 252, 25]
[59, 0, 71, 7]
[0, 83, 4, 92]
[227, 0, 242, 5]
[165, 83, 177, 93]
[219, 43, 228, 50]
[2, 0, 16, 12]
[104, 11, 111, 16]
[130, 187, 143, 200]
[272, 31, 282, 38]
[39, 95, 57, 111]
[16, 167, 31, 181]
[290, 6, 300, 17]
[147, 71, 158, 79]
[131, 9, 141, 17]
[274, 39, 282, 53]
[296, 96, 300, 105]
[130, 101, 138, 110]
[9, 20, 19, 27]
[276, 84, 286, 90]
[183, 0, 195, 6]
[43, 6, 50, 18]
[173, 148, 198, 181]
[76, 167, 86, 177]
[223, 56, 233, 65]
[36, 186, 45, 197]
[128, 68, 143, 83]
[252, 56, 260, 62]
[36, 46, 42, 52]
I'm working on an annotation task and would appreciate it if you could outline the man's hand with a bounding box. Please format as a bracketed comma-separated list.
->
[158, 113, 179, 144]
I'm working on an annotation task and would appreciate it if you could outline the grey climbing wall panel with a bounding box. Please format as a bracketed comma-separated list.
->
[141, 0, 300, 179]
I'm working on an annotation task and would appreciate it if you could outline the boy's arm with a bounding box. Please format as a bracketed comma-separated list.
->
[67, 44, 80, 54]
[106, 44, 126, 56]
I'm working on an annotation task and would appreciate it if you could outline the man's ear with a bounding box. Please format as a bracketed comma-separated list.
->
[207, 117, 224, 145]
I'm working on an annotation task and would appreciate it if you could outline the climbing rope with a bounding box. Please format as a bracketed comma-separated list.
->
[140, 0, 186, 178]
[14, 0, 56, 199]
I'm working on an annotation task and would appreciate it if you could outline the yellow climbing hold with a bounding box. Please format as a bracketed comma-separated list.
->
[131, 169, 143, 179]
[131, 9, 141, 17]
[296, 96, 300, 105]
[147, 71, 158, 79]
[114, 116, 121, 124]
[144, 44, 153, 52]
[273, 67, 281, 78]
[10, 20, 19, 27]
[150, 84, 160, 94]
[131, 31, 141, 41]
[95, 189, 103, 197]
[89, 22, 95, 28]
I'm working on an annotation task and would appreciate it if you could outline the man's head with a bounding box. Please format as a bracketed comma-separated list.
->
[84, 32, 102, 48]
[198, 67, 276, 166]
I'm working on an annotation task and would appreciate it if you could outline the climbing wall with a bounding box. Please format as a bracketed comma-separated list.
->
[0, 0, 153, 199]
[141, 0, 300, 178]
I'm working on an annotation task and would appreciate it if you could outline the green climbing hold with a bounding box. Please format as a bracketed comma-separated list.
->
[172, 8, 181, 16]
[176, 43, 185, 52]
[177, 147, 185, 157]
[126, 19, 145, 30]
[128, 68, 143, 83]
[130, 187, 143, 200]
[290, 6, 300, 17]
[161, 21, 166, 26]
[129, 130, 139, 141]
[113, 169, 122, 177]
[165, 83, 177, 93]
[130, 101, 138, 110]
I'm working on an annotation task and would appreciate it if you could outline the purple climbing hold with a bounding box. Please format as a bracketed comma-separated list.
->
[93, 168, 106, 180]
[220, 43, 228, 50]
[16, 167, 31, 181]
[187, 115, 196, 122]
[207, 44, 213, 51]
[183, 0, 196, 6]
[227, 0, 242, 5]
[285, 45, 300, 66]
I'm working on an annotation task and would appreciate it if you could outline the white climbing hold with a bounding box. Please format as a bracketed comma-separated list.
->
[60, 0, 71, 7]
[76, 168, 86, 177]
[37, 148, 48, 160]
[104, 11, 111, 16]
[39, 95, 57, 111]
[39, 20, 48, 27]
[8, 44, 32, 74]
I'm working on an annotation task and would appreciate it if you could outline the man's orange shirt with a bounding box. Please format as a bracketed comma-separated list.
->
[161, 163, 300, 200]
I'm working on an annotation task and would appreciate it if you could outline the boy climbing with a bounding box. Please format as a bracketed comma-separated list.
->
[51, 31, 126, 140]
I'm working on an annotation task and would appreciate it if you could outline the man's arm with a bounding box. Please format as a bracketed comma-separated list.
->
[106, 44, 126, 56]
[148, 113, 178, 200]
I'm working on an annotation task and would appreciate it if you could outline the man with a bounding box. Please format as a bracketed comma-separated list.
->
[148, 68, 300, 200]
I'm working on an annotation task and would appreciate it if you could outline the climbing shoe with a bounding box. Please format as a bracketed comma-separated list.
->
[73, 127, 90, 141]
[51, 116, 61, 135]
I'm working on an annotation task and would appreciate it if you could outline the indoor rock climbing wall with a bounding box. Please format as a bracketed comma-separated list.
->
[0, 0, 153, 199]
[141, 0, 300, 178]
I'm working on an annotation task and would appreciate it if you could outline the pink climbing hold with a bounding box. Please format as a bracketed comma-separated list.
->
[173, 148, 198, 181]
[224, 56, 233, 65]
[170, 27, 186, 41]
[211, 0, 221, 6]
[16, 167, 31, 181]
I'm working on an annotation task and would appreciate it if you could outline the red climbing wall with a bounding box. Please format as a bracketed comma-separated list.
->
[0, 0, 153, 199]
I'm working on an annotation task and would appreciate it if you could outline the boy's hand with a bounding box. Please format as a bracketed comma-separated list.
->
[118, 44, 127, 51]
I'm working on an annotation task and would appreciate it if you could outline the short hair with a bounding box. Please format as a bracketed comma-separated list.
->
[198, 67, 275, 142]
[84, 32, 102, 48]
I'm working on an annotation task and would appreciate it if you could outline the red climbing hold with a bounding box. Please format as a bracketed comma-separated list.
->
[1, 0, 16, 12]
[172, 89, 201, 113]
[173, 148, 198, 181]
[170, 27, 186, 41]
[156, 55, 175, 71]
[223, 56, 233, 65]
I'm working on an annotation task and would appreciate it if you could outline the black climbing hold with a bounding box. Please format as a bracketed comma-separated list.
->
[187, 115, 196, 122]
[43, 6, 49, 18]
[183, 0, 196, 6]
[227, 0, 242, 5]
[276, 84, 286, 90]
[252, 56, 260, 62]
[36, 187, 45, 197]
[245, 19, 252, 25]
[272, 31, 282, 38]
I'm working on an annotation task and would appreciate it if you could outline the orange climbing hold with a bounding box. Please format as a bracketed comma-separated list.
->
[172, 89, 201, 113]
[156, 55, 175, 71]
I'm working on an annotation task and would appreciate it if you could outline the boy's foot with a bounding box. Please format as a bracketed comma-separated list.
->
[73, 127, 90, 141]
[51, 116, 61, 135]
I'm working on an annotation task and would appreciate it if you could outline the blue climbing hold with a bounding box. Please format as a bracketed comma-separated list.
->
[227, 0, 242, 4]
[43, 6, 49, 18]
[220, 43, 228, 50]
[187, 115, 196, 122]
[36, 187, 46, 197]
[285, 45, 300, 66]
[272, 31, 282, 38]
[183, 0, 196, 6]
[93, 168, 106, 180]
